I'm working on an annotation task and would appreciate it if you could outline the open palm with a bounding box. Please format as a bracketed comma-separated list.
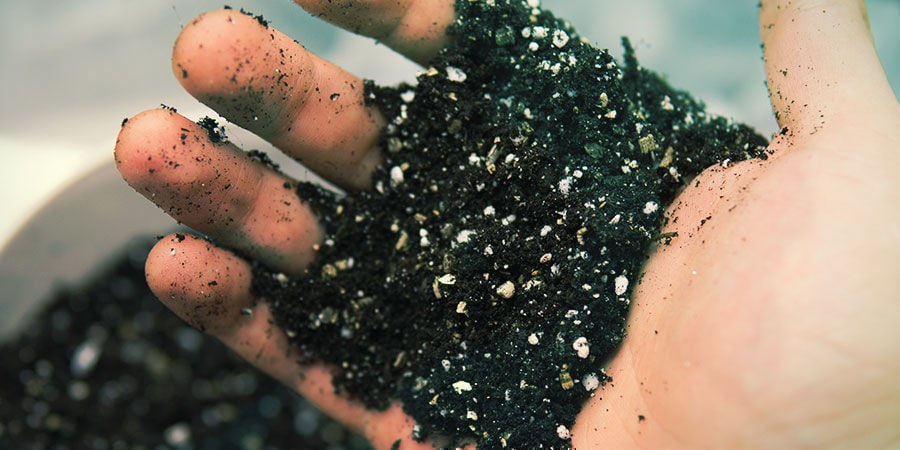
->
[115, 1, 900, 448]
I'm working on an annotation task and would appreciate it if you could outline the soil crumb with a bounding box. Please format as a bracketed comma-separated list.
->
[254, 1, 766, 448]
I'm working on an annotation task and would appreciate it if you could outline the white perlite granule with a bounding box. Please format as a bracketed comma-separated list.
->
[572, 337, 590, 359]
[614, 275, 629, 296]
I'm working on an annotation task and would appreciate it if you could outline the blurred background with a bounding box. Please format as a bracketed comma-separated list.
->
[1, 0, 898, 328]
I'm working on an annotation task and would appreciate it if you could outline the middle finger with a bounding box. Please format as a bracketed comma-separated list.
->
[173, 9, 385, 190]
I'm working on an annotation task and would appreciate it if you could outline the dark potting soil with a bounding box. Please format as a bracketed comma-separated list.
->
[0, 237, 371, 450]
[252, 1, 768, 449]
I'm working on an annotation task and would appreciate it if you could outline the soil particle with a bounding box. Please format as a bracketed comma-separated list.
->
[196, 116, 227, 144]
[252, 1, 766, 448]
[223, 5, 269, 27]
[246, 149, 281, 171]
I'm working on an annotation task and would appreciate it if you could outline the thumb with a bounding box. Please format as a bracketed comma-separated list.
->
[760, 0, 896, 136]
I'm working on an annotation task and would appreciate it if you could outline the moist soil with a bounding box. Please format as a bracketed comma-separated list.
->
[0, 238, 372, 450]
[253, 1, 767, 448]
[0, 1, 768, 449]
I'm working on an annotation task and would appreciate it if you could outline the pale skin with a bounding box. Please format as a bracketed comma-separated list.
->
[114, 0, 900, 448]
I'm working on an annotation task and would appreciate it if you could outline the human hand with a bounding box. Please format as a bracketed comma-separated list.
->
[114, 0, 900, 449]
[116, 2, 461, 447]
[572, 1, 900, 447]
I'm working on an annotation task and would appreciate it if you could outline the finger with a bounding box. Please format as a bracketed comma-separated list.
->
[144, 233, 368, 428]
[760, 0, 897, 135]
[173, 9, 384, 190]
[292, 0, 455, 65]
[146, 233, 444, 449]
[115, 108, 321, 275]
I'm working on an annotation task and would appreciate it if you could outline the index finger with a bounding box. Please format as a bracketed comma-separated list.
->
[293, 0, 456, 65]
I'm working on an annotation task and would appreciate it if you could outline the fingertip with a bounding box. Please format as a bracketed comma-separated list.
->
[172, 9, 238, 97]
[115, 108, 227, 190]
[115, 108, 182, 183]
[145, 232, 254, 335]
[760, 1, 895, 134]
[169, 7, 385, 190]
[168, 10, 242, 86]
[172, 8, 313, 137]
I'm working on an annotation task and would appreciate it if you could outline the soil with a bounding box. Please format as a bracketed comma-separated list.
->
[0, 238, 371, 450]
[0, 1, 767, 449]
[253, 0, 767, 449]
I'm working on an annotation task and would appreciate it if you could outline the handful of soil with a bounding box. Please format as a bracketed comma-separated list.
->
[254, 0, 767, 448]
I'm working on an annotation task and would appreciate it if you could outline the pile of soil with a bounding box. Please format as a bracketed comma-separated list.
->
[254, 0, 767, 448]
[0, 238, 370, 450]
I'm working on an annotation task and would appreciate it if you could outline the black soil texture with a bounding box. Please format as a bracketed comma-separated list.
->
[251, 0, 767, 448]
[0, 238, 371, 450]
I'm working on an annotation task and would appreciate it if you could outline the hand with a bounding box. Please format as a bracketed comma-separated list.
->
[574, 1, 900, 447]
[114, 1, 900, 449]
